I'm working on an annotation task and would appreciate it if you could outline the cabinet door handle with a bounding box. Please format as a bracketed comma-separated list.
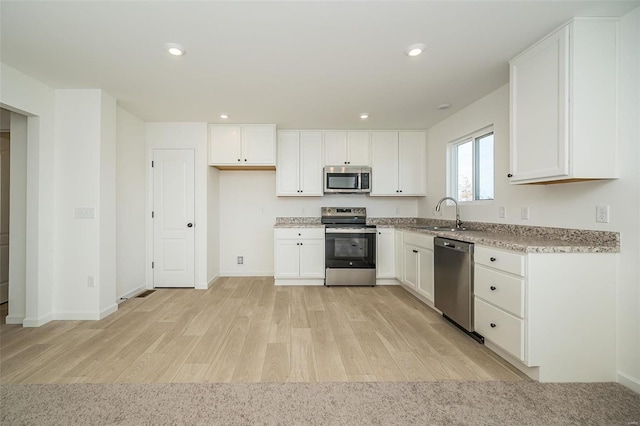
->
[244, 159, 247, 162]
[298, 233, 301, 236]
[507, 173, 513, 178]
[378, 232, 381, 235]
[490, 257, 496, 262]
[490, 286, 496, 291]
[490, 323, 496, 328]
[237, 158, 241, 162]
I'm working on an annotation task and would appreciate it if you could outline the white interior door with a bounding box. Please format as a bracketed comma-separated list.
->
[153, 149, 195, 288]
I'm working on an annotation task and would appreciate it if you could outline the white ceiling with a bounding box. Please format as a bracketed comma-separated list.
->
[1, 1, 638, 129]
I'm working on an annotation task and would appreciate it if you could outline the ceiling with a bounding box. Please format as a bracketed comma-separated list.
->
[1, 1, 638, 129]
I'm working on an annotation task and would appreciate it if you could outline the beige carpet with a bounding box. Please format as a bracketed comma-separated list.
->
[1, 381, 639, 425]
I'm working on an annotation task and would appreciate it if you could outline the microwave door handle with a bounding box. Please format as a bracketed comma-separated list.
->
[355, 174, 360, 190]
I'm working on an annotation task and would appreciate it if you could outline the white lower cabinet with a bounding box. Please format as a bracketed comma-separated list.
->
[274, 228, 325, 285]
[376, 228, 395, 279]
[401, 231, 434, 303]
[474, 245, 617, 382]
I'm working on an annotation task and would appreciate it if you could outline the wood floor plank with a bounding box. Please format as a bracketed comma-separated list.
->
[289, 328, 317, 382]
[261, 342, 289, 382]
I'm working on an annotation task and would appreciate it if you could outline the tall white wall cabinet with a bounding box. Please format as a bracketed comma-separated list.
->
[277, 131, 323, 196]
[370, 131, 426, 196]
[509, 18, 618, 184]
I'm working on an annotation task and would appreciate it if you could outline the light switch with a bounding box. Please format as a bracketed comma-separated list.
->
[75, 207, 95, 219]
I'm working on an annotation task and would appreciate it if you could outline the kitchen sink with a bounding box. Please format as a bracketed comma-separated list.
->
[408, 225, 470, 232]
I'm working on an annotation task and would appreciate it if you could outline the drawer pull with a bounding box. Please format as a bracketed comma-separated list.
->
[490, 323, 496, 328]
[490, 257, 497, 262]
[490, 286, 496, 291]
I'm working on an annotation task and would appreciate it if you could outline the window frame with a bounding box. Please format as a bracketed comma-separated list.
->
[446, 125, 495, 204]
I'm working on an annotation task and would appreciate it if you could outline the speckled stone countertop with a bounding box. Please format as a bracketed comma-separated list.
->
[274, 217, 323, 228]
[276, 217, 620, 253]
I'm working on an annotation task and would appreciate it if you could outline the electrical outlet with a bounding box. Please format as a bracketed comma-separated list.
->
[499, 206, 506, 219]
[395, 207, 399, 215]
[75, 207, 95, 219]
[596, 205, 610, 223]
[87, 275, 95, 288]
[521, 206, 530, 221]
[237, 256, 244, 265]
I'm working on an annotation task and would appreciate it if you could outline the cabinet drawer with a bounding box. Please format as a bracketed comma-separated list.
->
[403, 232, 433, 249]
[475, 298, 525, 361]
[475, 265, 525, 317]
[475, 246, 525, 276]
[275, 228, 324, 240]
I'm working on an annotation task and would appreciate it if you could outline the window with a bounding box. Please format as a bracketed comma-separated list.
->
[448, 127, 494, 202]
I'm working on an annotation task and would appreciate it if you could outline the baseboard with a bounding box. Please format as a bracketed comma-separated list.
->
[618, 371, 640, 394]
[376, 278, 400, 285]
[100, 304, 118, 319]
[23, 314, 53, 327]
[5, 315, 25, 325]
[274, 279, 324, 286]
[221, 271, 273, 277]
[207, 274, 221, 288]
[117, 285, 147, 304]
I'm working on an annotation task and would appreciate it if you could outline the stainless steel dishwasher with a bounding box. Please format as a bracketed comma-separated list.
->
[434, 237, 483, 343]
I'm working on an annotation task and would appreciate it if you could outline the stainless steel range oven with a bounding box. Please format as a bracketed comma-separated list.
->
[322, 207, 376, 286]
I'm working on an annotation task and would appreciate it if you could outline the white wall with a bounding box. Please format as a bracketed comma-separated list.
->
[418, 9, 639, 391]
[207, 166, 220, 285]
[99, 93, 117, 315]
[116, 107, 147, 299]
[145, 123, 209, 289]
[218, 170, 418, 276]
[7, 112, 27, 323]
[0, 63, 56, 326]
[53, 89, 117, 319]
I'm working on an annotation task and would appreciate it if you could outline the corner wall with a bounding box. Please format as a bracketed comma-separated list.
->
[116, 107, 147, 299]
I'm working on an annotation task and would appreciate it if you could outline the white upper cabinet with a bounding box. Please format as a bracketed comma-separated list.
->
[370, 131, 426, 196]
[276, 131, 323, 196]
[324, 131, 370, 166]
[209, 124, 276, 168]
[509, 19, 618, 184]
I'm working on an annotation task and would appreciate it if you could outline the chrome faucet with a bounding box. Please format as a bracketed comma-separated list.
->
[435, 197, 463, 228]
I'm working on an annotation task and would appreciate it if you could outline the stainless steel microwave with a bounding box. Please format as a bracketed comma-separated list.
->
[324, 166, 371, 194]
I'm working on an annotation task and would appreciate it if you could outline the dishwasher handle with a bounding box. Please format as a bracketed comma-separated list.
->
[434, 237, 474, 254]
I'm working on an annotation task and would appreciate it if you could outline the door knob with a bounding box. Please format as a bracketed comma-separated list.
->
[187, 223, 193, 228]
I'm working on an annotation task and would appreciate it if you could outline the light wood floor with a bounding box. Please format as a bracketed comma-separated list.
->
[0, 277, 527, 384]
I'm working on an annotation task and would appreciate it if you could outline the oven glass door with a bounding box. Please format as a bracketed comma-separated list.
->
[325, 172, 360, 191]
[325, 231, 375, 268]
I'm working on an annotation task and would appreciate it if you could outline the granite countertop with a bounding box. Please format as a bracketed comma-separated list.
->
[395, 225, 618, 254]
[275, 217, 620, 254]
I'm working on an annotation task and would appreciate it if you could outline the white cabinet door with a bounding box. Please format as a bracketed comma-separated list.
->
[370, 131, 399, 196]
[347, 131, 370, 166]
[403, 245, 418, 289]
[274, 239, 300, 278]
[324, 131, 348, 165]
[276, 131, 301, 196]
[510, 27, 569, 182]
[209, 125, 242, 165]
[398, 132, 426, 196]
[242, 125, 276, 164]
[299, 132, 323, 196]
[394, 230, 404, 282]
[376, 228, 395, 279]
[416, 248, 434, 302]
[299, 239, 325, 278]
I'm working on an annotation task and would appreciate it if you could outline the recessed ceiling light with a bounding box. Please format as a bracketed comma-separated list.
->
[405, 43, 426, 57]
[166, 43, 186, 56]
[220, 113, 229, 119]
[437, 103, 451, 110]
[359, 113, 369, 119]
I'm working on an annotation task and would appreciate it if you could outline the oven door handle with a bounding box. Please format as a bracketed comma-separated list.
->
[325, 228, 378, 234]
